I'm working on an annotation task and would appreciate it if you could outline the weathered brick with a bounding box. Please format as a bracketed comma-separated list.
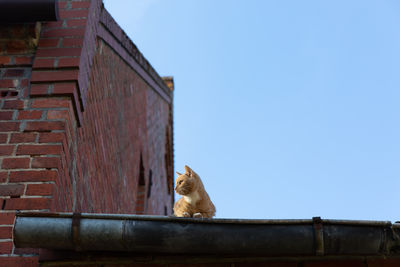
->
[58, 1, 68, 9]
[43, 21, 64, 28]
[30, 84, 50, 96]
[57, 57, 81, 68]
[3, 100, 25, 110]
[0, 184, 24, 197]
[9, 170, 57, 182]
[42, 28, 85, 38]
[4, 198, 50, 210]
[0, 79, 17, 88]
[0, 122, 20, 131]
[32, 157, 60, 168]
[66, 19, 87, 28]
[0, 133, 8, 143]
[32, 58, 55, 69]
[0, 212, 15, 224]
[36, 47, 81, 57]
[4, 69, 25, 77]
[0, 111, 14, 120]
[17, 144, 61, 155]
[0, 56, 11, 65]
[62, 37, 84, 48]
[15, 56, 33, 65]
[20, 79, 29, 88]
[26, 183, 54, 196]
[10, 133, 37, 143]
[0, 145, 14, 156]
[53, 82, 76, 94]
[0, 241, 13, 254]
[39, 132, 64, 143]
[24, 121, 65, 131]
[31, 98, 70, 108]
[31, 70, 79, 82]
[38, 38, 60, 48]
[0, 171, 8, 182]
[59, 9, 89, 19]
[17, 110, 42, 120]
[2, 157, 30, 169]
[47, 110, 69, 120]
[71, 1, 91, 8]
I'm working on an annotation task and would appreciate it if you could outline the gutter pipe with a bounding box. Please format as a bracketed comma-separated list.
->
[0, 0, 59, 22]
[13, 213, 400, 256]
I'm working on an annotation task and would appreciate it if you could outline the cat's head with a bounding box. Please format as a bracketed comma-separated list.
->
[175, 165, 198, 195]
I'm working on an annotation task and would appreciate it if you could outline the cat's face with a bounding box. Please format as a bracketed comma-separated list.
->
[175, 174, 196, 196]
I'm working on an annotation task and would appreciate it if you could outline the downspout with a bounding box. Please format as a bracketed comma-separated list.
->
[13, 213, 400, 256]
[0, 0, 59, 22]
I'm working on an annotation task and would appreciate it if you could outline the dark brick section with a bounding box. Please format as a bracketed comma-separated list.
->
[4, 69, 25, 77]
[0, 184, 24, 197]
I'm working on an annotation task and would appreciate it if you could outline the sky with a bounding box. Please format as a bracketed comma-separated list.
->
[103, 0, 400, 222]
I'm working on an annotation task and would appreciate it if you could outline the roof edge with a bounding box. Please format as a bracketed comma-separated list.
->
[14, 213, 400, 257]
[98, 8, 172, 103]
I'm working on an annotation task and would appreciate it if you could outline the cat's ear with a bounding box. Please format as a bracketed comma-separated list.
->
[176, 171, 182, 176]
[184, 165, 194, 177]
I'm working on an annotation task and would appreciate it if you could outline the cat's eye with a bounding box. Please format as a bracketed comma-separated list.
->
[178, 180, 183, 185]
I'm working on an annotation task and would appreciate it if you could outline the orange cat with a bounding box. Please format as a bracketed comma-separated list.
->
[173, 165, 216, 218]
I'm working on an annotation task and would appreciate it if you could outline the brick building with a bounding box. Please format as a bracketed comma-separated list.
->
[1, 1, 400, 267]
[0, 0, 174, 265]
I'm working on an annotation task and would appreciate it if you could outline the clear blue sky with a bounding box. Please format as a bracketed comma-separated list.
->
[104, 0, 400, 221]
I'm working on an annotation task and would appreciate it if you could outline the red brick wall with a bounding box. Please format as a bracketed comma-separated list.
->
[0, 22, 44, 265]
[70, 38, 174, 214]
[0, 0, 174, 265]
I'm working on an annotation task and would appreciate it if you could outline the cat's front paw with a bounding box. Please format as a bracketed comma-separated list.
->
[193, 212, 203, 218]
[182, 212, 191, 217]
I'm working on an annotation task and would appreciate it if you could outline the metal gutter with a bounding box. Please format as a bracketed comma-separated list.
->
[14, 213, 400, 256]
[0, 0, 59, 23]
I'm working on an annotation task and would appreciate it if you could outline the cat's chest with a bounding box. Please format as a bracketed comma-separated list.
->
[184, 191, 200, 205]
